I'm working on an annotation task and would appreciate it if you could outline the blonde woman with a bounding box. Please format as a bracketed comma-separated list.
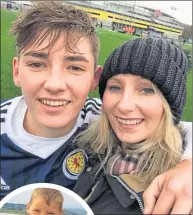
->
[74, 37, 192, 214]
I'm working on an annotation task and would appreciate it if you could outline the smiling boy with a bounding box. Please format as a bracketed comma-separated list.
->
[1, 1, 101, 198]
[12, 34, 97, 138]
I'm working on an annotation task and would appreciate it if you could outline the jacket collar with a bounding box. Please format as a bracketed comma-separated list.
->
[119, 174, 147, 192]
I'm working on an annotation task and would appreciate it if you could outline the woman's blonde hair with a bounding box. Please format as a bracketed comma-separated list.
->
[77, 85, 184, 186]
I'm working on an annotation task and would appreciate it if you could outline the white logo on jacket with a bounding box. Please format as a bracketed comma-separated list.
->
[1, 176, 10, 190]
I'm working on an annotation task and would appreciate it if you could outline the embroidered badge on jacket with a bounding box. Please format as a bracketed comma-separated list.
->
[62, 149, 88, 180]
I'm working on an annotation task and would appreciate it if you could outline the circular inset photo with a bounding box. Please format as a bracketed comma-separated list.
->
[0, 183, 94, 215]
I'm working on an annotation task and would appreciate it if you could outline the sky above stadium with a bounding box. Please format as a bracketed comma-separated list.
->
[136, 1, 192, 25]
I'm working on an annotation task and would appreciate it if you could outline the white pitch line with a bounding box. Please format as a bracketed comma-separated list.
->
[0, 213, 21, 215]
[99, 32, 125, 42]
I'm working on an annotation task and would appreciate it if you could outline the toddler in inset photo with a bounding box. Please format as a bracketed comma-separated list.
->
[27, 188, 63, 215]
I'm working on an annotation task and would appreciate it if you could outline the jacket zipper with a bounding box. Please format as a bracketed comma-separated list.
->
[113, 175, 144, 213]
[84, 180, 100, 202]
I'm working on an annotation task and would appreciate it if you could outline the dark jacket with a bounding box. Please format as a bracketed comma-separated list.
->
[73, 160, 146, 214]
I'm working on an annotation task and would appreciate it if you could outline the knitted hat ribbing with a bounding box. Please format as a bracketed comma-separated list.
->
[99, 37, 189, 124]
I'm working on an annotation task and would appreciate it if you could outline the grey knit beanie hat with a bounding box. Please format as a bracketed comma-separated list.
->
[99, 37, 189, 124]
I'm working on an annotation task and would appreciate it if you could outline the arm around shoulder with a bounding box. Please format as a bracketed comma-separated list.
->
[180, 121, 192, 160]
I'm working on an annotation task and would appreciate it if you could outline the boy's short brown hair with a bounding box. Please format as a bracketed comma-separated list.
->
[29, 188, 63, 210]
[10, 1, 100, 68]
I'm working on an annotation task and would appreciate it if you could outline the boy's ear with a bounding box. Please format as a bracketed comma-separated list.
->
[26, 203, 30, 214]
[13, 57, 21, 87]
[90, 65, 103, 91]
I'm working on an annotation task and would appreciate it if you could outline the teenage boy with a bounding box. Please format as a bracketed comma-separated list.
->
[1, 2, 192, 212]
[1, 1, 101, 198]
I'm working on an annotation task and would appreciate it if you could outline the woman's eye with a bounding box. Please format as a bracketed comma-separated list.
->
[28, 63, 45, 68]
[108, 85, 121, 92]
[141, 87, 155, 94]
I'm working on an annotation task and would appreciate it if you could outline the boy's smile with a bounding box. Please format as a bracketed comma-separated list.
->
[13, 34, 99, 138]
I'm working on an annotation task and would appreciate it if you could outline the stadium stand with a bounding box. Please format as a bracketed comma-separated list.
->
[67, 1, 184, 40]
[1, 1, 185, 40]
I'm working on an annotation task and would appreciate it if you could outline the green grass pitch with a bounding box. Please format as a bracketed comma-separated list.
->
[1, 10, 192, 121]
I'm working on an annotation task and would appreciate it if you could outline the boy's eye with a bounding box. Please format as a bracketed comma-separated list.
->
[28, 62, 45, 68]
[141, 87, 155, 94]
[67, 66, 84, 71]
[33, 210, 40, 213]
[108, 85, 121, 92]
